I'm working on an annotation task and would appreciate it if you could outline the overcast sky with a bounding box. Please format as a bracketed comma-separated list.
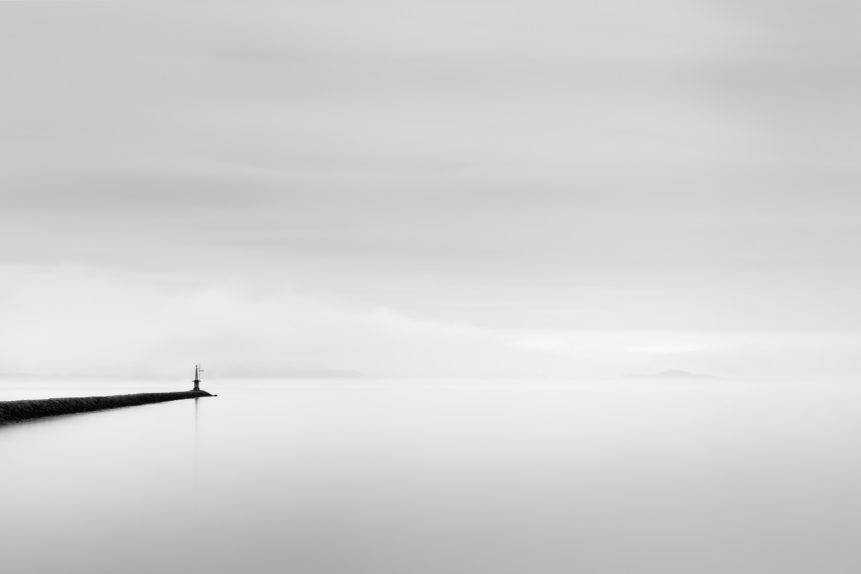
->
[1, 1, 860, 380]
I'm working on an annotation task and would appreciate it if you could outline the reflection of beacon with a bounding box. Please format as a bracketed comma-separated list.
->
[193, 364, 202, 392]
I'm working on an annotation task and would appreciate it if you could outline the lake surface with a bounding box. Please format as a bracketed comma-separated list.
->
[3, 378, 861, 574]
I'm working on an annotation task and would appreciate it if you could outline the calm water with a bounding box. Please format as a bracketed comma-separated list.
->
[3, 379, 861, 574]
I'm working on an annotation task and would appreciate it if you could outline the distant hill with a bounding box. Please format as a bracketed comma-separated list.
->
[621, 370, 721, 381]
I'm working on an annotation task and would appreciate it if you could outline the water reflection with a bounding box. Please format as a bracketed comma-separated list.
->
[194, 397, 199, 489]
[3, 379, 861, 573]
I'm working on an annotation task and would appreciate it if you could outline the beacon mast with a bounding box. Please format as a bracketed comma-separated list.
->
[193, 364, 201, 391]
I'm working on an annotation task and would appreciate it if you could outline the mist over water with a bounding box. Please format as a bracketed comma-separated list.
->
[2, 1, 860, 572]
[3, 378, 861, 574]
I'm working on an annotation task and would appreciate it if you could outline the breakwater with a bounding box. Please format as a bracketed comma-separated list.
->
[0, 390, 214, 426]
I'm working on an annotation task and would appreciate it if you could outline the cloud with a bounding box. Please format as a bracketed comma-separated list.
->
[0, 263, 526, 379]
[1, 1, 860, 380]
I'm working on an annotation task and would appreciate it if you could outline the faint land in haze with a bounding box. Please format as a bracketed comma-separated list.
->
[620, 370, 721, 381]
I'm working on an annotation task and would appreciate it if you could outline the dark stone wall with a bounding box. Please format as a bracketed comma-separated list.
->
[0, 391, 214, 425]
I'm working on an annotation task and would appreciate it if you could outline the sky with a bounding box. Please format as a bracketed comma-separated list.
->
[1, 0, 860, 380]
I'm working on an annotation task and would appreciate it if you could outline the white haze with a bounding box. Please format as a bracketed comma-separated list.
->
[2, 1, 860, 379]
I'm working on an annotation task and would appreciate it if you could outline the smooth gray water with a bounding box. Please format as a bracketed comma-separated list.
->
[3, 379, 861, 574]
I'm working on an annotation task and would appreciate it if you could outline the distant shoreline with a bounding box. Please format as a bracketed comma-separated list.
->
[0, 390, 214, 426]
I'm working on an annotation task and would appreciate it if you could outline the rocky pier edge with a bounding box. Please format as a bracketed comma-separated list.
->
[0, 390, 215, 426]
